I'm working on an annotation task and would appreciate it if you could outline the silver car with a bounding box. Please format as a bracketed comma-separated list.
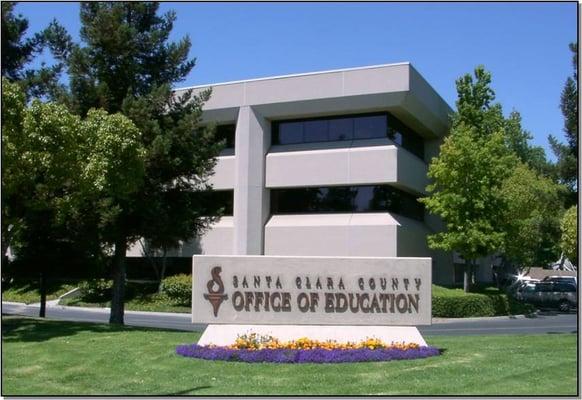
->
[516, 281, 577, 312]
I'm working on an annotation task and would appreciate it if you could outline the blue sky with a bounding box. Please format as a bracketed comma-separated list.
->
[14, 2, 578, 156]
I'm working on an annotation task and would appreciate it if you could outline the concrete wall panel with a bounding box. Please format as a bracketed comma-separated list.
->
[342, 64, 409, 96]
[246, 72, 344, 105]
[266, 148, 350, 188]
[348, 145, 398, 185]
[265, 213, 402, 257]
[396, 149, 429, 195]
[208, 155, 235, 190]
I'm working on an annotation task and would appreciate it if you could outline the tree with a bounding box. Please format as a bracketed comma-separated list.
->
[560, 206, 578, 264]
[453, 66, 504, 138]
[1, 78, 146, 317]
[498, 162, 564, 268]
[422, 66, 522, 292]
[1, 2, 40, 80]
[504, 110, 552, 177]
[1, 2, 71, 99]
[549, 42, 578, 206]
[420, 124, 516, 292]
[46, 2, 223, 324]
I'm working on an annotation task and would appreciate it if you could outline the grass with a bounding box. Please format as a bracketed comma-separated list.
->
[1, 280, 77, 304]
[2, 316, 577, 396]
[61, 295, 190, 314]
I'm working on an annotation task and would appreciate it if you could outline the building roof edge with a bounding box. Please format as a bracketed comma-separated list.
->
[175, 62, 411, 91]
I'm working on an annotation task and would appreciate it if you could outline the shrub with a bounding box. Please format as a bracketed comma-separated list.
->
[432, 285, 535, 318]
[161, 274, 192, 305]
[79, 279, 112, 302]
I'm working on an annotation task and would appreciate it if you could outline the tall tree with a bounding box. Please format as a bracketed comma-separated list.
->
[453, 66, 505, 138]
[421, 125, 516, 292]
[504, 110, 552, 176]
[1, 78, 146, 316]
[1, 2, 39, 80]
[560, 206, 578, 264]
[422, 66, 519, 292]
[47, 2, 223, 324]
[498, 162, 564, 268]
[549, 42, 578, 206]
[1, 2, 71, 99]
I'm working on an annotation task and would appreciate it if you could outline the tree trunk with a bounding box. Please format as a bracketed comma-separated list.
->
[463, 261, 472, 293]
[109, 237, 127, 325]
[39, 271, 47, 318]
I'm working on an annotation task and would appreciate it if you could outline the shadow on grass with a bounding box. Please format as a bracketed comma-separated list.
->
[1, 316, 184, 343]
[164, 386, 213, 395]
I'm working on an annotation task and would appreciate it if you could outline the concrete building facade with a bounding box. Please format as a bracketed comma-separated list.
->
[128, 62, 484, 285]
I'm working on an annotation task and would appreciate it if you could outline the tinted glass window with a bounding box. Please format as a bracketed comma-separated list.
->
[536, 283, 553, 292]
[556, 283, 576, 292]
[197, 190, 234, 216]
[272, 113, 424, 159]
[271, 185, 423, 221]
[353, 115, 387, 139]
[215, 124, 236, 149]
[388, 115, 424, 159]
[304, 120, 329, 143]
[278, 121, 304, 144]
[329, 118, 353, 141]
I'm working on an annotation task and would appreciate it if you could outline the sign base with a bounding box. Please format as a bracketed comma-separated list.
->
[197, 324, 428, 347]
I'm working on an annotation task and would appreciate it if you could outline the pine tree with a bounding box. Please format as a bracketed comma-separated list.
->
[46, 2, 223, 324]
[1, 2, 71, 99]
[549, 42, 578, 206]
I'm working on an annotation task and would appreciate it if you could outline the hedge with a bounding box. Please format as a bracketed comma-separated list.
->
[432, 286, 535, 318]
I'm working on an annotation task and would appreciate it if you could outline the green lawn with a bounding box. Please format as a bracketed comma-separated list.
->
[1, 281, 77, 304]
[1, 316, 577, 396]
[60, 296, 191, 314]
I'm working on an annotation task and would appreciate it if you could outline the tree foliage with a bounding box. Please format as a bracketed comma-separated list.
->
[1, 2, 40, 80]
[421, 125, 515, 262]
[42, 2, 224, 324]
[452, 66, 504, 137]
[1, 2, 71, 99]
[1, 78, 146, 315]
[560, 206, 578, 263]
[549, 42, 578, 206]
[498, 163, 564, 268]
[504, 110, 552, 176]
[422, 65, 564, 291]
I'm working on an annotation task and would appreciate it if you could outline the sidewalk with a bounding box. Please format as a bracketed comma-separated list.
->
[2, 301, 204, 332]
[2, 300, 537, 327]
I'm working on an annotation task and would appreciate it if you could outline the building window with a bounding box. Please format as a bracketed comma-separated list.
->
[272, 112, 424, 159]
[215, 124, 236, 149]
[198, 124, 236, 150]
[270, 185, 424, 221]
[198, 189, 234, 216]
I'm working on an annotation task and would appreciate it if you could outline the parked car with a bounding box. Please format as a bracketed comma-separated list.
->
[516, 281, 577, 312]
[541, 276, 577, 286]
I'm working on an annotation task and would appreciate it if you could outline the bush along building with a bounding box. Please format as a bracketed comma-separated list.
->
[127, 62, 496, 285]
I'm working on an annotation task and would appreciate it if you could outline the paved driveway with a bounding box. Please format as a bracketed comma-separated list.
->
[2, 302, 577, 336]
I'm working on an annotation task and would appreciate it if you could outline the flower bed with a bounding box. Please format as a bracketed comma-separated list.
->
[176, 334, 441, 364]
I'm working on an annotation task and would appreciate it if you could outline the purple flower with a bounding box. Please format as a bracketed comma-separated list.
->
[175, 344, 440, 364]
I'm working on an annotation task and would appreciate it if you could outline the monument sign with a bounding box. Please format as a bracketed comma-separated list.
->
[192, 255, 431, 345]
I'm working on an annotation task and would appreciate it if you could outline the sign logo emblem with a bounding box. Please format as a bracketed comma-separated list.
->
[204, 266, 228, 317]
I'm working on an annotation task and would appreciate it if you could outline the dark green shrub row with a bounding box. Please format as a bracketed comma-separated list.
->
[160, 274, 191, 306]
[432, 292, 535, 318]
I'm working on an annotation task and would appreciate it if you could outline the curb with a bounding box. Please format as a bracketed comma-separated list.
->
[432, 313, 539, 324]
[3, 301, 536, 323]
